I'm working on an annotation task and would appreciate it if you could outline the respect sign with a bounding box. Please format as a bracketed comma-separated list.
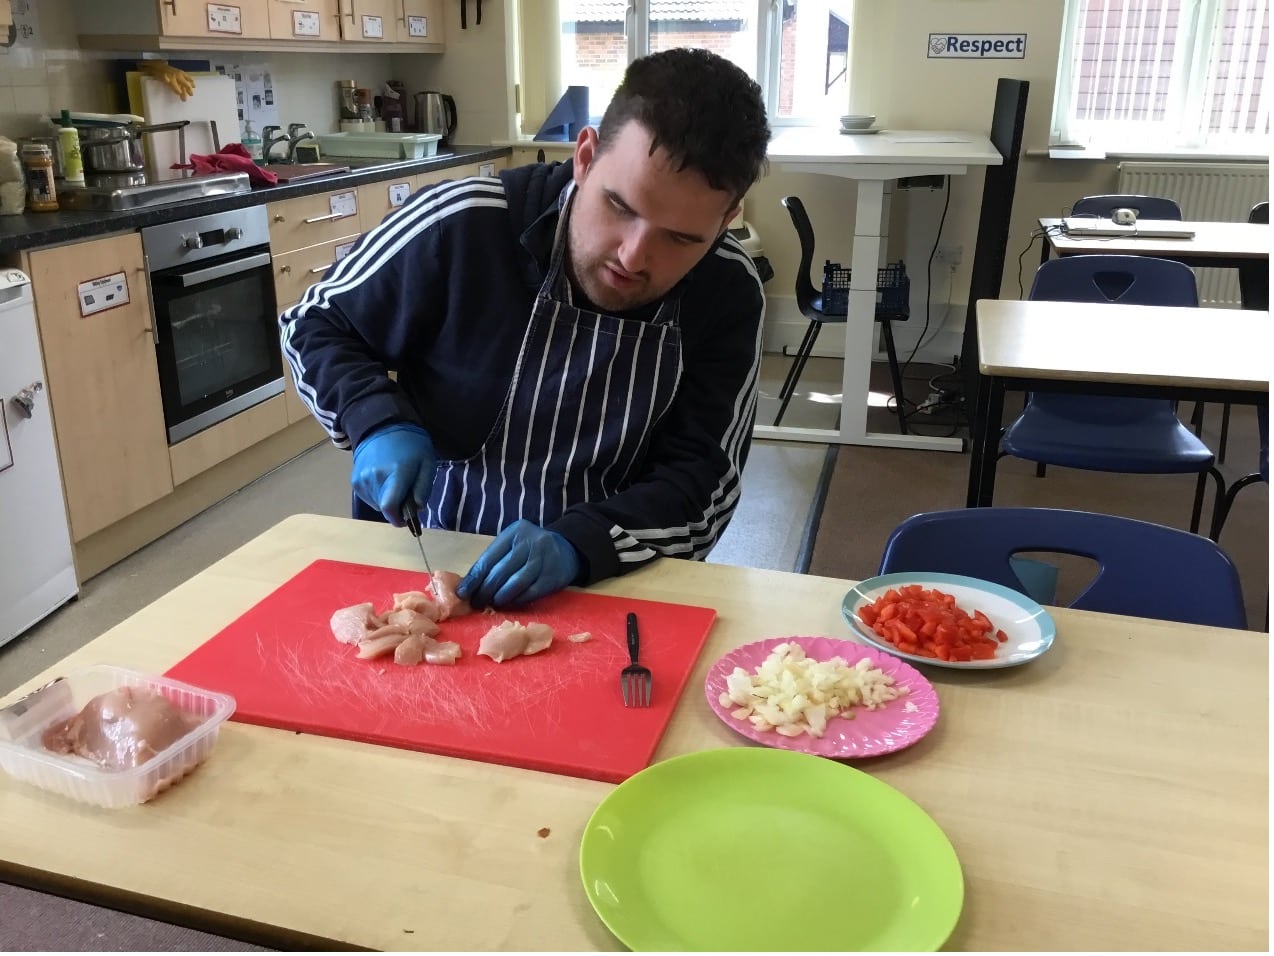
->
[928, 33, 1027, 58]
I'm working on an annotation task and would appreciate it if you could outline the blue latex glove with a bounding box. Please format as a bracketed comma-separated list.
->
[350, 423, 437, 527]
[457, 519, 582, 608]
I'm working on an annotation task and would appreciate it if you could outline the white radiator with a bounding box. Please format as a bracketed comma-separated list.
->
[1116, 161, 1269, 307]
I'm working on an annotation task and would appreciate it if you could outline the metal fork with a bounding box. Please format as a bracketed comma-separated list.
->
[621, 612, 652, 707]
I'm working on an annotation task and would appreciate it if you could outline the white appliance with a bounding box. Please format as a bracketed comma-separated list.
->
[0, 270, 77, 647]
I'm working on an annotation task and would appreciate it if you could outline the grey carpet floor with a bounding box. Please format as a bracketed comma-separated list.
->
[808, 402, 1269, 631]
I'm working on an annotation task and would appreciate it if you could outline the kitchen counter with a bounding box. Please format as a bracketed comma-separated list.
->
[0, 145, 511, 255]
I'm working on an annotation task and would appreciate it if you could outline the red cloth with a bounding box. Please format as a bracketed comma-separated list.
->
[181, 143, 278, 186]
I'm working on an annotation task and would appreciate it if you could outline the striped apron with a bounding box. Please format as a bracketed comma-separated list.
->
[423, 186, 685, 534]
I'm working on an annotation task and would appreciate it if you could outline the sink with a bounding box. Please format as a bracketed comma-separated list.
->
[258, 162, 351, 183]
[59, 172, 252, 212]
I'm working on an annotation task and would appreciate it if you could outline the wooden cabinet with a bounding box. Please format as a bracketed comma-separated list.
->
[25, 234, 174, 542]
[272, 238, 360, 310]
[267, 0, 342, 40]
[267, 189, 362, 251]
[357, 177, 416, 229]
[396, 0, 444, 44]
[338, 0, 398, 42]
[71, 0, 442, 50]
[162, 0, 272, 40]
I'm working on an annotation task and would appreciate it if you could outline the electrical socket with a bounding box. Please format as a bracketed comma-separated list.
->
[935, 244, 963, 266]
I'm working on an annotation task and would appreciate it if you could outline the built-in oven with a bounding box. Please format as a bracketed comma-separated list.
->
[141, 205, 283, 445]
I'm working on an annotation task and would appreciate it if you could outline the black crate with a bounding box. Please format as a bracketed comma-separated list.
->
[821, 260, 910, 318]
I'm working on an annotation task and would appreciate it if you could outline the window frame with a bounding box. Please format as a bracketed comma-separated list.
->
[1050, 0, 1270, 160]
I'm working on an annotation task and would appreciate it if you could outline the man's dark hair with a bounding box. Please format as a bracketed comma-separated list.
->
[597, 47, 771, 206]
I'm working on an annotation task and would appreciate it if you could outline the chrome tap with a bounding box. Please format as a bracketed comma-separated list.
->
[287, 123, 316, 162]
[262, 125, 289, 163]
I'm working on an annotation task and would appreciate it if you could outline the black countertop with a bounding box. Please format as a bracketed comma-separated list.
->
[0, 145, 511, 256]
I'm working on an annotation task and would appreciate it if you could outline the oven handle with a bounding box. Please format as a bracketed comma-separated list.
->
[171, 252, 273, 288]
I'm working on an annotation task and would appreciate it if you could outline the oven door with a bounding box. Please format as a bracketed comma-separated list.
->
[150, 246, 283, 444]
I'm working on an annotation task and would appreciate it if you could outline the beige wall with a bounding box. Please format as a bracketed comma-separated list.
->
[11, 0, 1140, 359]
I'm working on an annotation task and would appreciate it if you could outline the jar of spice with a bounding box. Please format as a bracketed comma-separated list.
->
[20, 142, 58, 212]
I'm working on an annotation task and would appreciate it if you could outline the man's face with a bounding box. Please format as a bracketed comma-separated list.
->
[566, 120, 740, 314]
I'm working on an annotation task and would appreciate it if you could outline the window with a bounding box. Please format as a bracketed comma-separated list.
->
[514, 1, 855, 136]
[1051, 0, 1269, 155]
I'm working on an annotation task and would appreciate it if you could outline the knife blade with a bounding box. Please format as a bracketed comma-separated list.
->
[400, 502, 441, 602]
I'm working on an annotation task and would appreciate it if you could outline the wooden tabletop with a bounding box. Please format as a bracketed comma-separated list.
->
[976, 298, 1271, 391]
[0, 515, 1267, 951]
[1039, 218, 1270, 260]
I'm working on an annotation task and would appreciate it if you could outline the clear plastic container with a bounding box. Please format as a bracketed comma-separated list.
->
[0, 665, 235, 808]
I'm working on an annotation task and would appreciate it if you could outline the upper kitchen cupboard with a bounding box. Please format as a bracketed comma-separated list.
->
[266, 0, 343, 43]
[24, 233, 175, 542]
[72, 0, 444, 51]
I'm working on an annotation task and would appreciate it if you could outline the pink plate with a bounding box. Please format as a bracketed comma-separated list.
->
[705, 636, 940, 759]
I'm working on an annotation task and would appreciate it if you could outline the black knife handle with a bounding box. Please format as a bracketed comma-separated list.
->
[626, 612, 639, 664]
[401, 502, 422, 537]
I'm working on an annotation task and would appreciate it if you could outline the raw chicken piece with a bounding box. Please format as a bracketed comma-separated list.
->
[356, 630, 410, 659]
[478, 620, 555, 663]
[395, 634, 463, 667]
[330, 602, 380, 645]
[384, 608, 441, 637]
[42, 687, 199, 771]
[424, 640, 462, 665]
[567, 632, 592, 643]
[431, 571, 472, 621]
[478, 621, 528, 662]
[523, 622, 554, 656]
[391, 591, 443, 621]
[394, 633, 430, 666]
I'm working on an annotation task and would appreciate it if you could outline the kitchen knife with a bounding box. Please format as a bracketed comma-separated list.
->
[400, 502, 442, 601]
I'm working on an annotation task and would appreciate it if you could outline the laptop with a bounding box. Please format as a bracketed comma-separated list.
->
[1061, 217, 1196, 239]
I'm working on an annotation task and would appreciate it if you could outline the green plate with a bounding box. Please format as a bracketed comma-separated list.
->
[579, 748, 963, 951]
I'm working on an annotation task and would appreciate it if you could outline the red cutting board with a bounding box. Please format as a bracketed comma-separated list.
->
[165, 559, 717, 783]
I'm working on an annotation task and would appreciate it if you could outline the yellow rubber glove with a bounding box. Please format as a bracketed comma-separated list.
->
[139, 61, 196, 101]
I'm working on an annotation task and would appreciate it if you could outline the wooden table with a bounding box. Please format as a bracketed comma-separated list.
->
[0, 514, 1267, 951]
[966, 298, 1271, 508]
[1037, 218, 1270, 270]
[756, 128, 1003, 453]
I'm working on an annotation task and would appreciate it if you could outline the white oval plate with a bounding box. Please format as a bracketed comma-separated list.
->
[839, 127, 881, 135]
[841, 572, 1057, 670]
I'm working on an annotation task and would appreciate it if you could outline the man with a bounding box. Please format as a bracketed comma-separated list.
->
[281, 47, 771, 609]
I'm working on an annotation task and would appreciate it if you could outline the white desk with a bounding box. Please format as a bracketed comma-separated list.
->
[1038, 217, 1270, 268]
[967, 298, 1271, 507]
[758, 128, 1003, 451]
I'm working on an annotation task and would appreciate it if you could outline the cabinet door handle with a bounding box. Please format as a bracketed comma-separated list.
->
[164, 0, 177, 13]
[139, 259, 158, 346]
[273, 214, 286, 222]
[399, 0, 407, 23]
[279, 264, 292, 274]
[344, 0, 355, 23]
[309, 264, 333, 274]
[303, 212, 344, 224]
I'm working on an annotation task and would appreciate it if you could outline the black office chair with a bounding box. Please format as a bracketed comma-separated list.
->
[775, 196, 909, 432]
[1071, 194, 1184, 220]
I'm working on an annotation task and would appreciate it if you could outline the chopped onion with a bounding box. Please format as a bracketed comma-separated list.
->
[722, 642, 907, 739]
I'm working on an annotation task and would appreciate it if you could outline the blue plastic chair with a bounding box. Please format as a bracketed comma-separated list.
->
[880, 507, 1247, 629]
[999, 254, 1225, 535]
[1071, 194, 1183, 220]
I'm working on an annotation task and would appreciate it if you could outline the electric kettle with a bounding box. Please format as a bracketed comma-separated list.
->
[414, 91, 457, 143]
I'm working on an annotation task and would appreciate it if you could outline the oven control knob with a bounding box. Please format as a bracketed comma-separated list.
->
[182, 234, 203, 250]
[225, 227, 244, 241]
